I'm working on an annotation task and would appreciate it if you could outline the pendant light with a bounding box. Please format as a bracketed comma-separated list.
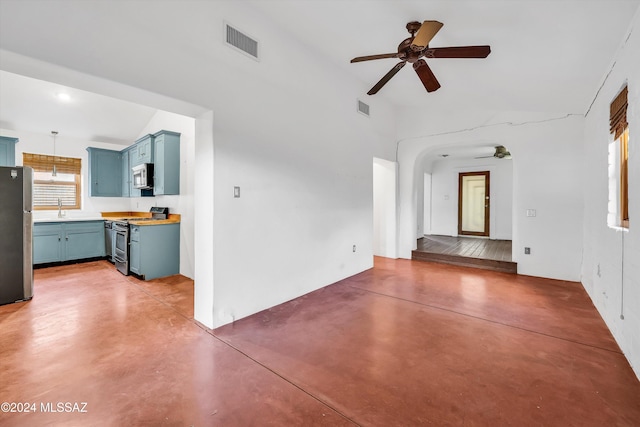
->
[51, 130, 58, 176]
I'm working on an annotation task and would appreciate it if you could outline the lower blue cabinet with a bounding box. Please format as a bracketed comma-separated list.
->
[33, 221, 105, 264]
[129, 223, 179, 280]
[32, 223, 63, 264]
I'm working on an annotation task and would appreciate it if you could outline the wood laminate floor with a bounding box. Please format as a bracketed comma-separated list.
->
[413, 234, 517, 273]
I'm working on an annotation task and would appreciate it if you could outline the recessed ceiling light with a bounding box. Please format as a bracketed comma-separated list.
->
[56, 93, 71, 102]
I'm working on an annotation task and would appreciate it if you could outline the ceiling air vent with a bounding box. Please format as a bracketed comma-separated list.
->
[225, 23, 259, 60]
[357, 100, 370, 117]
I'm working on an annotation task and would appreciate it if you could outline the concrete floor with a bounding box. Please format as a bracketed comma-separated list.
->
[1, 258, 639, 426]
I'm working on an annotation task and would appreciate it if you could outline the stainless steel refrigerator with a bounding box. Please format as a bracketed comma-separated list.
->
[0, 166, 34, 305]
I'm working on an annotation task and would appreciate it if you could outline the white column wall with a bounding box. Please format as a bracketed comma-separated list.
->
[194, 111, 215, 328]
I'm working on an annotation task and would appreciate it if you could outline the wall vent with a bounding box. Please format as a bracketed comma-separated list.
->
[357, 100, 370, 117]
[225, 23, 259, 60]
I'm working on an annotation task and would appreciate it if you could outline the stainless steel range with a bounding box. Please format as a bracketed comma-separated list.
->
[113, 220, 130, 275]
[113, 207, 169, 275]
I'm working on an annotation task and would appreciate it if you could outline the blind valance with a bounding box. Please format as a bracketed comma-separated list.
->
[610, 86, 628, 140]
[23, 153, 82, 175]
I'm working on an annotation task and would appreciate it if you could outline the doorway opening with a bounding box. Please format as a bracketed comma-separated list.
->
[458, 171, 490, 237]
[373, 158, 397, 258]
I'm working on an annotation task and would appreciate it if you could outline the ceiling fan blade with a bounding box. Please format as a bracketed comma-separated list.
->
[424, 45, 491, 58]
[413, 59, 440, 92]
[410, 20, 443, 51]
[367, 61, 406, 95]
[351, 53, 400, 63]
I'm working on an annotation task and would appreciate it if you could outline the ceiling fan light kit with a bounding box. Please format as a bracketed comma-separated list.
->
[351, 20, 491, 95]
[475, 145, 512, 159]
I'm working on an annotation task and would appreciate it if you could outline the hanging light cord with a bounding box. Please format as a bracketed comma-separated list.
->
[620, 229, 625, 320]
[51, 131, 58, 176]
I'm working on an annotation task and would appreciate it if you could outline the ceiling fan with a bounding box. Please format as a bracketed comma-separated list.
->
[351, 20, 491, 95]
[475, 146, 512, 159]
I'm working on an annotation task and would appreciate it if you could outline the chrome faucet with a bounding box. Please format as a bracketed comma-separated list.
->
[57, 198, 63, 218]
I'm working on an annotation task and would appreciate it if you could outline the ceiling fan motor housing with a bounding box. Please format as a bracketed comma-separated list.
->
[494, 146, 510, 158]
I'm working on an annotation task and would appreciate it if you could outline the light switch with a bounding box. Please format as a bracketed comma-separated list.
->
[234, 186, 240, 198]
[526, 209, 536, 217]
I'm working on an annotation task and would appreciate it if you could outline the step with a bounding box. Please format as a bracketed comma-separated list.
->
[411, 250, 517, 274]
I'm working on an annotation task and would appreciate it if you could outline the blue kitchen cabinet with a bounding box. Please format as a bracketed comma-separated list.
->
[33, 223, 63, 264]
[152, 130, 180, 195]
[0, 136, 18, 166]
[120, 147, 148, 197]
[121, 148, 131, 197]
[131, 134, 154, 167]
[65, 221, 106, 260]
[33, 221, 105, 264]
[128, 223, 179, 280]
[124, 135, 156, 197]
[87, 147, 122, 197]
[129, 224, 140, 274]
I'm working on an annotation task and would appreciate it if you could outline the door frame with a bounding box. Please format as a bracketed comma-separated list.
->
[458, 171, 490, 237]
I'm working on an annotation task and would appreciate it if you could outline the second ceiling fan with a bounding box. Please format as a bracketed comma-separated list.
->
[351, 20, 491, 95]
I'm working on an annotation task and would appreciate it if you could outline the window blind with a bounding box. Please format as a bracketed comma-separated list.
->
[23, 153, 81, 175]
[33, 183, 78, 207]
[610, 86, 628, 140]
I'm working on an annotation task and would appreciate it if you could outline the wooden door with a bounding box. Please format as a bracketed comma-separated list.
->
[458, 171, 490, 237]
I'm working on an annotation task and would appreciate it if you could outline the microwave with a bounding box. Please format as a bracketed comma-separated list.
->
[132, 163, 154, 189]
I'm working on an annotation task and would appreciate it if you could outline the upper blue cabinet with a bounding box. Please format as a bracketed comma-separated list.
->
[152, 130, 180, 196]
[131, 134, 154, 166]
[86, 147, 122, 197]
[86, 130, 179, 198]
[0, 136, 18, 166]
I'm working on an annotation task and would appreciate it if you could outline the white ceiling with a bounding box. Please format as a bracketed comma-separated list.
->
[0, 0, 638, 147]
[0, 70, 158, 145]
[248, 0, 639, 113]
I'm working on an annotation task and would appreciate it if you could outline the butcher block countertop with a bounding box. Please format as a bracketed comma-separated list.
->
[101, 211, 181, 226]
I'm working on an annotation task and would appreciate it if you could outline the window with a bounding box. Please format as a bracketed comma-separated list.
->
[23, 153, 82, 210]
[620, 128, 629, 228]
[609, 86, 629, 228]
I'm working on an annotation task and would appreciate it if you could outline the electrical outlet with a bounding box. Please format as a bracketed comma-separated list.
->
[233, 186, 240, 198]
[524, 247, 531, 255]
[353, 245, 356, 252]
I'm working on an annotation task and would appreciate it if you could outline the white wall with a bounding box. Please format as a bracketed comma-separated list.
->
[373, 157, 397, 258]
[426, 156, 513, 240]
[194, 111, 215, 328]
[0, 0, 398, 328]
[1, 127, 131, 213]
[423, 173, 432, 235]
[131, 110, 196, 279]
[581, 8, 640, 379]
